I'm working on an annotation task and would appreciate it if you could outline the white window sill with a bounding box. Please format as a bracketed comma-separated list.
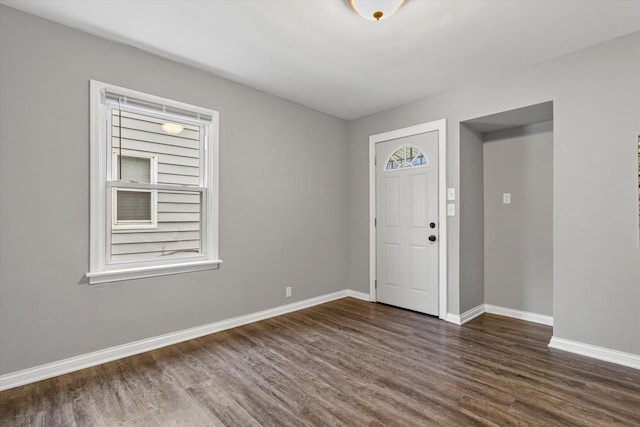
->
[86, 259, 223, 285]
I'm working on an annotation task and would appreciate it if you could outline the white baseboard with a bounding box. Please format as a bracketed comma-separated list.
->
[549, 336, 640, 371]
[446, 304, 553, 327]
[484, 304, 553, 326]
[445, 313, 460, 324]
[345, 289, 371, 301]
[446, 304, 486, 325]
[0, 289, 368, 392]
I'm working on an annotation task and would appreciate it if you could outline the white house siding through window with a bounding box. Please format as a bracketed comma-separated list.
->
[110, 109, 203, 262]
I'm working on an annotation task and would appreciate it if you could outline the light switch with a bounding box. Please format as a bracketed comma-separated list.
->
[447, 203, 456, 216]
[503, 193, 511, 204]
[447, 188, 456, 201]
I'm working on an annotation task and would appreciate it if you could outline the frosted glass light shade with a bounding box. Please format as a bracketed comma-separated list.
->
[161, 122, 184, 135]
[350, 0, 405, 21]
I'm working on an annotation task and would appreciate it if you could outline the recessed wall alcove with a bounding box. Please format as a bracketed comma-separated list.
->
[459, 101, 554, 324]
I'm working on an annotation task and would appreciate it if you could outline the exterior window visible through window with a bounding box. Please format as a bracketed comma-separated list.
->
[112, 152, 157, 229]
[87, 80, 221, 284]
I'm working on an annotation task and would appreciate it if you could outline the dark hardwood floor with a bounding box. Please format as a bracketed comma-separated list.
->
[2, 297, 640, 426]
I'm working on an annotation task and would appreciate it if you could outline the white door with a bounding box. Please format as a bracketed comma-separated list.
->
[375, 131, 439, 315]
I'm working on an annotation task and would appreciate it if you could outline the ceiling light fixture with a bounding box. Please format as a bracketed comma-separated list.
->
[349, 0, 405, 21]
[161, 122, 184, 135]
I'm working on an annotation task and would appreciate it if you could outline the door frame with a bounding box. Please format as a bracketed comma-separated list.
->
[369, 119, 447, 320]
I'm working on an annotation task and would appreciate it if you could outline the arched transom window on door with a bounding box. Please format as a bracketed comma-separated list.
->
[385, 146, 428, 171]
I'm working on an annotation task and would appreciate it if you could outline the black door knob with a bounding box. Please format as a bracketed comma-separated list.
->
[429, 222, 436, 229]
[428, 235, 437, 242]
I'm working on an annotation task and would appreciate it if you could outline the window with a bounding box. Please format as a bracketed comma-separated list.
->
[385, 146, 427, 170]
[112, 151, 157, 229]
[87, 80, 221, 284]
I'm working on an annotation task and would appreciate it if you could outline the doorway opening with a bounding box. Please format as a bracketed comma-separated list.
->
[459, 101, 554, 326]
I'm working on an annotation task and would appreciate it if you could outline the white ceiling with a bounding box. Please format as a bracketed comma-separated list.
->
[3, 0, 640, 120]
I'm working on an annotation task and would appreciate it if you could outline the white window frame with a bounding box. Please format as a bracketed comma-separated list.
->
[111, 150, 158, 230]
[87, 80, 222, 284]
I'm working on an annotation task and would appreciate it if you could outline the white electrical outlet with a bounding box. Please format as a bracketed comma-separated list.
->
[503, 193, 511, 204]
[286, 287, 292, 298]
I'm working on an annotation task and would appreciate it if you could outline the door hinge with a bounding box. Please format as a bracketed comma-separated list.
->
[375, 279, 377, 289]
[374, 218, 377, 227]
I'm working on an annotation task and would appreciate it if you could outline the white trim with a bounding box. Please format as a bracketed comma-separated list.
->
[86, 259, 223, 284]
[345, 289, 371, 301]
[368, 119, 447, 319]
[102, 82, 215, 119]
[549, 337, 640, 371]
[445, 313, 461, 325]
[446, 304, 486, 325]
[0, 289, 365, 391]
[446, 304, 554, 326]
[485, 304, 553, 326]
[369, 134, 377, 302]
[89, 80, 107, 282]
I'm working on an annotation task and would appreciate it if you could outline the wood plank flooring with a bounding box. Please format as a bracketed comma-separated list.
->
[2, 297, 640, 426]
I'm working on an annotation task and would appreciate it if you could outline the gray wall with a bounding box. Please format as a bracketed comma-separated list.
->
[2, 5, 640, 376]
[0, 7, 349, 374]
[348, 32, 640, 355]
[459, 124, 484, 313]
[483, 122, 553, 316]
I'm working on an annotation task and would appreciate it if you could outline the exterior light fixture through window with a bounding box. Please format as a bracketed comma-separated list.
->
[161, 122, 184, 135]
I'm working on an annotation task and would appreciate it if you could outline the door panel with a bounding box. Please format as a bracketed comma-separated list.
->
[410, 246, 428, 292]
[411, 174, 428, 227]
[384, 244, 400, 287]
[384, 177, 400, 226]
[376, 131, 439, 315]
